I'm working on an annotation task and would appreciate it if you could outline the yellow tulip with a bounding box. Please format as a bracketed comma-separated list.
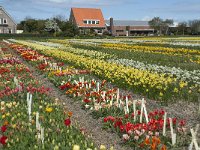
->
[72, 145, 80, 150]
[46, 107, 53, 113]
[100, 145, 106, 150]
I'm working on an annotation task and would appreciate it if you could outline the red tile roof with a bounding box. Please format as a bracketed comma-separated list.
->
[71, 8, 105, 28]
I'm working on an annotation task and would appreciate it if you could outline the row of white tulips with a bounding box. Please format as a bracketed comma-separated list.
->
[108, 58, 200, 85]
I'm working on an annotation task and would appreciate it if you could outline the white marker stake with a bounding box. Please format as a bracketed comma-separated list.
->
[189, 124, 199, 150]
[14, 76, 18, 86]
[27, 93, 30, 105]
[49, 63, 52, 69]
[96, 82, 100, 92]
[36, 112, 39, 130]
[119, 99, 122, 109]
[143, 104, 149, 123]
[102, 91, 106, 100]
[30, 94, 32, 103]
[163, 112, 167, 136]
[110, 95, 113, 106]
[28, 94, 32, 122]
[191, 128, 199, 150]
[116, 89, 119, 106]
[133, 100, 136, 122]
[125, 97, 129, 114]
[89, 83, 91, 89]
[74, 80, 78, 85]
[169, 118, 176, 145]
[172, 133, 176, 146]
[169, 118, 173, 136]
[124, 106, 127, 114]
[86, 84, 88, 89]
[41, 127, 44, 144]
[140, 99, 144, 123]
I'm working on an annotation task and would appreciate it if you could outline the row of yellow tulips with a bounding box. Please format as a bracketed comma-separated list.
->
[101, 43, 200, 56]
[13, 40, 199, 101]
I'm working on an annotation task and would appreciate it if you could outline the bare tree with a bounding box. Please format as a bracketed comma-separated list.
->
[164, 19, 174, 35]
[178, 22, 187, 35]
[149, 17, 163, 34]
[149, 17, 174, 35]
[189, 20, 200, 35]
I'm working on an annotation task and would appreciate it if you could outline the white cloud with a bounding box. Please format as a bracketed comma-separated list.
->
[141, 16, 151, 21]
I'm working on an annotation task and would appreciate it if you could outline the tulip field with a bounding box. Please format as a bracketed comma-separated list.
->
[0, 37, 200, 150]
[0, 42, 96, 149]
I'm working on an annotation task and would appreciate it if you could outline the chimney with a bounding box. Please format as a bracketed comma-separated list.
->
[110, 17, 114, 36]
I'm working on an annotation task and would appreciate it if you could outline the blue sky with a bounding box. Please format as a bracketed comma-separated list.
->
[1, 0, 200, 23]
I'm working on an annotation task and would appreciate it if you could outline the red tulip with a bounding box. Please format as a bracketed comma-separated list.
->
[1, 125, 7, 132]
[64, 118, 71, 126]
[83, 99, 91, 103]
[0, 136, 7, 145]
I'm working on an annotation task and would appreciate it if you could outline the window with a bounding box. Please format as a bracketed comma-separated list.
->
[8, 29, 12, 34]
[3, 19, 7, 24]
[83, 20, 100, 25]
[116, 30, 124, 32]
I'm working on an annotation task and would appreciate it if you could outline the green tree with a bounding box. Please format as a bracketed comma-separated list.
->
[24, 19, 38, 33]
[17, 15, 79, 37]
[17, 18, 46, 34]
[64, 21, 79, 37]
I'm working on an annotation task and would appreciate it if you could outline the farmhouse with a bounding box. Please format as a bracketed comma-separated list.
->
[106, 18, 154, 36]
[0, 6, 17, 34]
[69, 7, 106, 35]
[69, 8, 154, 36]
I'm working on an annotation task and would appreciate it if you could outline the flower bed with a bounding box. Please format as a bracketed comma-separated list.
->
[0, 43, 95, 149]
[8, 40, 199, 102]
[108, 58, 200, 85]
[3, 40, 200, 149]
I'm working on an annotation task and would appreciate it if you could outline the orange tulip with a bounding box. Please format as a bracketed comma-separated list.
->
[152, 136, 160, 145]
[151, 143, 157, 150]
[161, 145, 167, 150]
[3, 121, 9, 126]
[144, 137, 150, 145]
[68, 111, 73, 117]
